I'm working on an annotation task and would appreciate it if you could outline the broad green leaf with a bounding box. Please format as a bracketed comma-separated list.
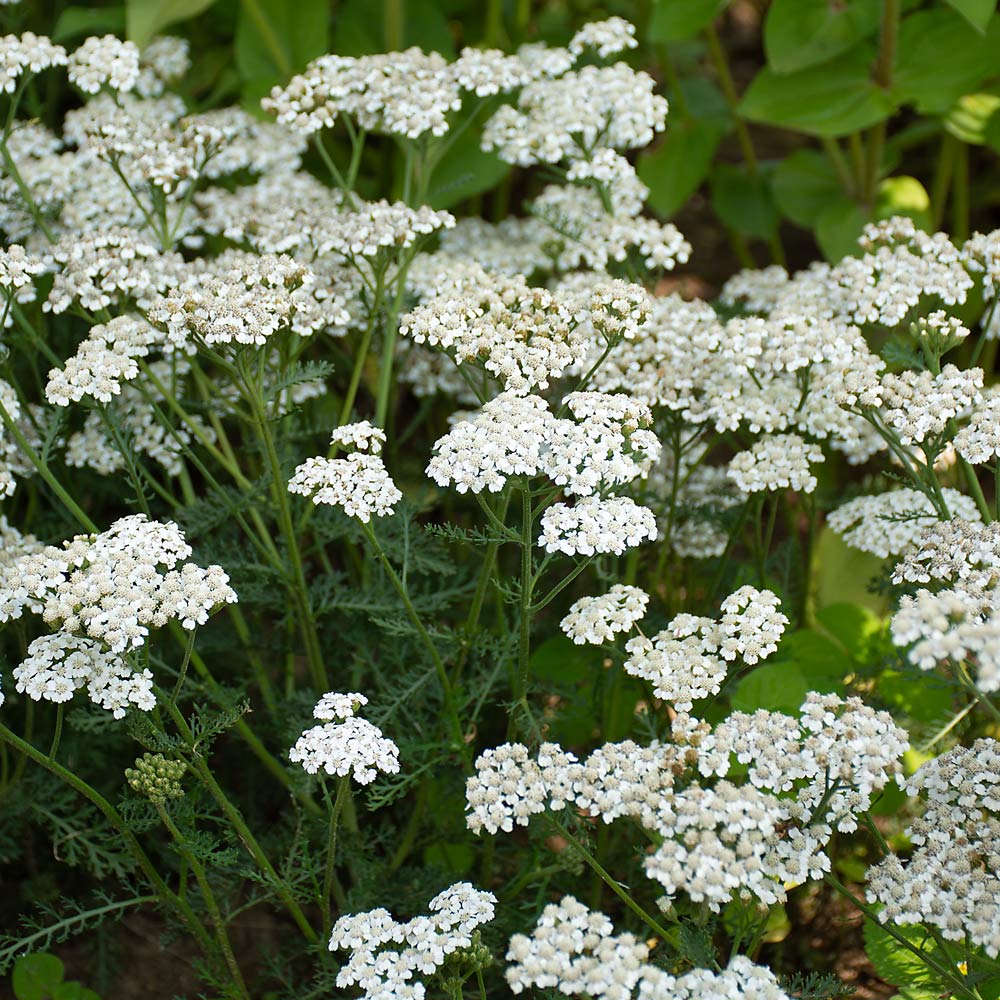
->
[814, 602, 882, 662]
[710, 164, 778, 239]
[771, 628, 853, 681]
[812, 527, 888, 612]
[863, 919, 947, 991]
[236, 0, 329, 93]
[731, 662, 810, 714]
[815, 196, 869, 263]
[423, 842, 474, 875]
[946, 93, 1000, 144]
[771, 149, 842, 228]
[647, 0, 728, 41]
[638, 118, 726, 217]
[333, 0, 454, 56]
[739, 48, 894, 137]
[877, 669, 954, 725]
[13, 954, 65, 1000]
[944, 0, 996, 32]
[54, 5, 126, 42]
[52, 984, 100, 1000]
[427, 111, 510, 209]
[764, 0, 881, 74]
[893, 8, 998, 114]
[732, 634, 844, 713]
[126, 0, 216, 49]
[529, 636, 599, 685]
[677, 77, 731, 126]
[875, 176, 931, 229]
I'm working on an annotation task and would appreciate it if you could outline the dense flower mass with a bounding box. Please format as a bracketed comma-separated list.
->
[3, 13, 1000, 1000]
[289, 691, 400, 783]
[0, 514, 236, 651]
[329, 883, 496, 999]
[288, 421, 402, 522]
[868, 741, 1000, 957]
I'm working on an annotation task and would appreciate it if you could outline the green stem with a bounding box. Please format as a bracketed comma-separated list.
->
[930, 132, 958, 231]
[952, 139, 970, 243]
[361, 521, 471, 771]
[510, 488, 534, 739]
[242, 360, 328, 691]
[47, 705, 64, 760]
[162, 699, 319, 943]
[0, 721, 216, 958]
[321, 776, 351, 935]
[383, 0, 403, 49]
[821, 137, 856, 198]
[156, 803, 250, 999]
[549, 817, 679, 950]
[0, 393, 97, 532]
[824, 874, 979, 1000]
[955, 661, 1000, 724]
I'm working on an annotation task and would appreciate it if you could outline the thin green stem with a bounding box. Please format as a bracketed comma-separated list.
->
[0, 393, 97, 532]
[510, 488, 534, 739]
[321, 776, 351, 935]
[361, 521, 471, 771]
[156, 803, 250, 999]
[162, 698, 319, 943]
[242, 359, 328, 691]
[549, 817, 679, 950]
[824, 873, 979, 1000]
[47, 704, 64, 760]
[0, 721, 216, 958]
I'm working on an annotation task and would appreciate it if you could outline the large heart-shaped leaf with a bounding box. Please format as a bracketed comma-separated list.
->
[639, 117, 727, 218]
[764, 0, 881, 74]
[893, 8, 998, 114]
[740, 47, 895, 137]
[126, 0, 216, 49]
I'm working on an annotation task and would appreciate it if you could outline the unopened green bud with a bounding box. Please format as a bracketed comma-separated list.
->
[125, 753, 186, 803]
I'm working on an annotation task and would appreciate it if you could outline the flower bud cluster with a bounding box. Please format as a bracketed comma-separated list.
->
[126, 753, 186, 802]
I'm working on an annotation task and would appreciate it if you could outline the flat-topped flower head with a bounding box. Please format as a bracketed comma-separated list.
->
[0, 33, 67, 93]
[0, 514, 236, 653]
[560, 585, 649, 645]
[330, 883, 496, 998]
[288, 423, 402, 523]
[568, 17, 638, 59]
[68, 35, 140, 94]
[290, 692, 399, 784]
[482, 64, 668, 166]
[867, 741, 1000, 958]
[728, 433, 824, 495]
[538, 496, 657, 556]
[12, 632, 155, 719]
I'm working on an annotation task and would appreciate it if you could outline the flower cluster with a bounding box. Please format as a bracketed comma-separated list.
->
[289, 691, 400, 784]
[507, 898, 791, 1000]
[888, 519, 1000, 692]
[12, 632, 154, 718]
[288, 421, 402, 523]
[868, 741, 1000, 958]
[623, 587, 787, 711]
[0, 514, 236, 653]
[466, 692, 905, 908]
[728, 433, 824, 495]
[0, 32, 67, 93]
[329, 883, 496, 999]
[560, 585, 649, 645]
